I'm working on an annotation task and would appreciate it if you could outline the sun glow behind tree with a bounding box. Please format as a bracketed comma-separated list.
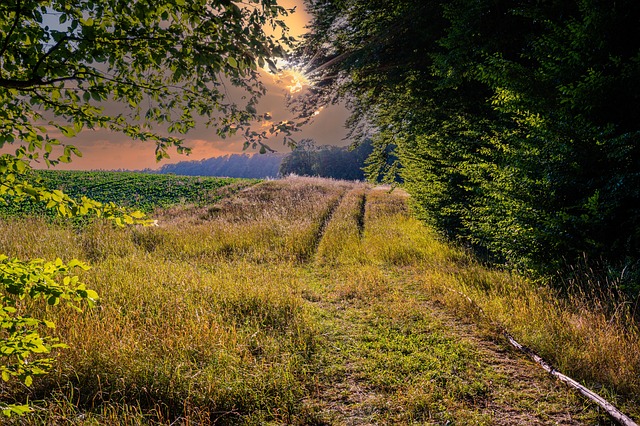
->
[280, 68, 311, 94]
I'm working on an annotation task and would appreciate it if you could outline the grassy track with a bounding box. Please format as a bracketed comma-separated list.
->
[0, 176, 638, 424]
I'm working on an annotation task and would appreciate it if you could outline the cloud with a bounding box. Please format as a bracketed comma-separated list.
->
[1, 0, 351, 171]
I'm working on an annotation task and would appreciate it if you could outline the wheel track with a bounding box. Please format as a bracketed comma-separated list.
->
[310, 186, 350, 258]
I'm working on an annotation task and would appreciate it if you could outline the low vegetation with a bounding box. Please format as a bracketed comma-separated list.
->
[0, 171, 254, 217]
[0, 175, 638, 424]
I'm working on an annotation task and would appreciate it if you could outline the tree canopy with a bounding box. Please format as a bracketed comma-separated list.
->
[295, 0, 640, 294]
[279, 138, 373, 180]
[0, 0, 295, 164]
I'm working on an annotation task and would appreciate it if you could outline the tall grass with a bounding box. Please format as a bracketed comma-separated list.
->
[0, 177, 348, 424]
[315, 184, 367, 265]
[139, 177, 349, 264]
[1, 176, 639, 423]
[362, 187, 464, 267]
[417, 243, 640, 414]
[313, 184, 640, 416]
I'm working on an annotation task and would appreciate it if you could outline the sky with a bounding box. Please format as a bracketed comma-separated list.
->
[20, 0, 351, 171]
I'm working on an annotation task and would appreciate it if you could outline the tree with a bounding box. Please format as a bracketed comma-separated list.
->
[1, 0, 291, 414]
[279, 138, 318, 176]
[279, 138, 374, 180]
[295, 0, 640, 294]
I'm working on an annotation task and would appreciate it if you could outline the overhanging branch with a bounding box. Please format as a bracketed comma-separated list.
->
[0, 0, 22, 64]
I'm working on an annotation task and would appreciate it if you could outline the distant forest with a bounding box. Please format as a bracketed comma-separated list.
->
[279, 139, 373, 181]
[150, 153, 283, 178]
[147, 140, 373, 180]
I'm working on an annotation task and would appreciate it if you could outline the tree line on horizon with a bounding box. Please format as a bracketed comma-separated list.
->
[146, 139, 373, 181]
[148, 153, 283, 178]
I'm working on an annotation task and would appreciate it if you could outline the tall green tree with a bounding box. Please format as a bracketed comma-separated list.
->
[279, 138, 373, 180]
[295, 0, 640, 293]
[0, 0, 291, 414]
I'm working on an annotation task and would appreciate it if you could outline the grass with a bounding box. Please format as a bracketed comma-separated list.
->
[0, 175, 638, 424]
[422, 264, 640, 408]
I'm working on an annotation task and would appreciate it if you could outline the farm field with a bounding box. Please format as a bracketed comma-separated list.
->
[0, 170, 257, 217]
[0, 175, 639, 425]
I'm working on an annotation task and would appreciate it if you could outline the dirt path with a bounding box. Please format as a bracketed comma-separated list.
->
[300, 268, 608, 425]
[299, 185, 609, 425]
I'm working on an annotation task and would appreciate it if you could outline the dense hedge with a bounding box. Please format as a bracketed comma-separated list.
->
[296, 0, 640, 295]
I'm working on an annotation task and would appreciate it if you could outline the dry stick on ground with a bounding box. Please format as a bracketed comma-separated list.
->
[444, 286, 639, 426]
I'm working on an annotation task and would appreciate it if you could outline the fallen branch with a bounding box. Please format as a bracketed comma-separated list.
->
[504, 333, 638, 426]
[444, 286, 638, 426]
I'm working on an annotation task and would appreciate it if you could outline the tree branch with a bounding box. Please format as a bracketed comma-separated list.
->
[0, 75, 80, 89]
[32, 35, 72, 77]
[0, 0, 22, 63]
[0, 69, 161, 91]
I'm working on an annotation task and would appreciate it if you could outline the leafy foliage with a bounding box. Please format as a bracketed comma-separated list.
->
[0, 170, 250, 216]
[0, 254, 96, 416]
[0, 0, 296, 163]
[295, 0, 640, 294]
[0, 163, 152, 415]
[1, 157, 156, 220]
[0, 0, 292, 413]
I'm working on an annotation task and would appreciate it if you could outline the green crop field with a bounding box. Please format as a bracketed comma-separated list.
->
[0, 170, 257, 217]
[0, 176, 638, 425]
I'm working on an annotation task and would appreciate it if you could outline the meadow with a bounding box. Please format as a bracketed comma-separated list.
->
[0, 174, 638, 425]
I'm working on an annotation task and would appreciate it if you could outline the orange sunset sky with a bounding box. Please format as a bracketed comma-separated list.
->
[15, 0, 350, 171]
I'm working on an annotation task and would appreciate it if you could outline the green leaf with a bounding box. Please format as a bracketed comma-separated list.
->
[0, 1, 292, 412]
[10, 405, 32, 415]
[85, 289, 99, 301]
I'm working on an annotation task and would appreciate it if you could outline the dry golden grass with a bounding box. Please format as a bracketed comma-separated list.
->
[1, 176, 638, 424]
[419, 252, 640, 412]
[315, 183, 367, 265]
[139, 177, 350, 264]
[0, 177, 347, 424]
